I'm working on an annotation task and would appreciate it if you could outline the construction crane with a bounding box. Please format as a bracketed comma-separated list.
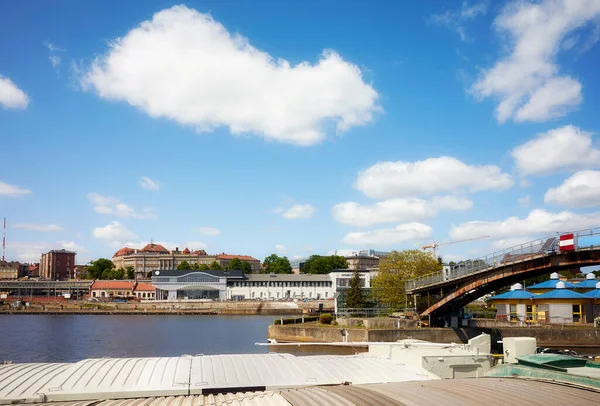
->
[423, 235, 490, 259]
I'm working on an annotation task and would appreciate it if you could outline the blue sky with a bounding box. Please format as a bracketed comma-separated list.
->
[1, 0, 600, 265]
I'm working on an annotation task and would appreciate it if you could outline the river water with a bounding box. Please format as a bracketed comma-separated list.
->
[0, 314, 350, 363]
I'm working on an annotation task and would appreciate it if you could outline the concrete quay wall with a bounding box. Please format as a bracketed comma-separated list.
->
[269, 324, 600, 347]
[0, 300, 333, 316]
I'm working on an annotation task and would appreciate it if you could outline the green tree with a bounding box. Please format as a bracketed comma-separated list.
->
[345, 271, 367, 309]
[191, 263, 200, 270]
[372, 249, 442, 309]
[125, 266, 135, 279]
[263, 254, 292, 274]
[209, 261, 223, 271]
[228, 258, 243, 270]
[106, 267, 125, 280]
[199, 264, 210, 270]
[303, 255, 348, 274]
[177, 260, 192, 270]
[87, 258, 115, 280]
[330, 255, 349, 270]
[263, 254, 279, 272]
[240, 261, 253, 274]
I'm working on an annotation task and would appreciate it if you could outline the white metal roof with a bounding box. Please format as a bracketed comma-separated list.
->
[0, 354, 430, 404]
[12, 378, 600, 406]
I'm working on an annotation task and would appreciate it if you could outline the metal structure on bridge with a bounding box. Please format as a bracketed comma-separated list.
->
[405, 227, 600, 325]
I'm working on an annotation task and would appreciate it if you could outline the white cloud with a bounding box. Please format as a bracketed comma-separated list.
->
[93, 221, 138, 245]
[332, 195, 472, 227]
[7, 241, 85, 263]
[197, 226, 221, 236]
[518, 195, 531, 207]
[0, 75, 29, 109]
[342, 222, 432, 246]
[512, 126, 600, 176]
[13, 223, 63, 232]
[275, 244, 287, 254]
[471, 0, 600, 122]
[0, 181, 32, 197]
[429, 1, 488, 42]
[449, 209, 600, 240]
[88, 193, 156, 219]
[356, 156, 513, 199]
[49, 55, 61, 69]
[276, 204, 315, 219]
[80, 5, 379, 146]
[545, 170, 600, 208]
[491, 237, 533, 250]
[140, 176, 160, 191]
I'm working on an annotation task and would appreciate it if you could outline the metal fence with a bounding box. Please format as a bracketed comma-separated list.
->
[406, 227, 600, 292]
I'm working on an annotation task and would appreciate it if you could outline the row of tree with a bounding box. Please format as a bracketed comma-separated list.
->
[175, 259, 252, 273]
[84, 258, 135, 280]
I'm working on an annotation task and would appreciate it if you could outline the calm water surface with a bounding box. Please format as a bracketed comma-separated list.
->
[0, 314, 307, 363]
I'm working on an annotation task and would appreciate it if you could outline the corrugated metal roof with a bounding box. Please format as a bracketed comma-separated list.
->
[584, 289, 600, 299]
[0, 354, 430, 404]
[18, 378, 600, 406]
[188, 354, 430, 394]
[533, 289, 588, 300]
[528, 280, 578, 289]
[489, 290, 535, 300]
[576, 279, 600, 289]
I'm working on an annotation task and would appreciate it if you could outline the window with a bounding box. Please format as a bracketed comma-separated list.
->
[573, 304, 582, 323]
[509, 304, 518, 321]
[325, 292, 328, 298]
[260, 292, 263, 297]
[526, 304, 535, 322]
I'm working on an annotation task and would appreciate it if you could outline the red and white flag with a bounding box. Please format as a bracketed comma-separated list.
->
[559, 233, 575, 251]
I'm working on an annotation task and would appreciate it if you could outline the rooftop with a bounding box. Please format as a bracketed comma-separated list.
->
[489, 290, 536, 300]
[245, 274, 331, 282]
[216, 254, 259, 262]
[90, 281, 135, 290]
[533, 288, 588, 300]
[152, 269, 245, 279]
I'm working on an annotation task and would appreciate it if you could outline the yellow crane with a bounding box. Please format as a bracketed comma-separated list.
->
[423, 235, 490, 259]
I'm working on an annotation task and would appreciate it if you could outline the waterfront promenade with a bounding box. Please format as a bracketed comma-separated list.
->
[0, 298, 333, 316]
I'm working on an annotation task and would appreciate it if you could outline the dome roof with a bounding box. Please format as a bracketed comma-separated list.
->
[140, 243, 169, 253]
[113, 247, 135, 257]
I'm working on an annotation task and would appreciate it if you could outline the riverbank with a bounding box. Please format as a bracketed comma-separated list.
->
[0, 299, 334, 316]
[268, 318, 600, 348]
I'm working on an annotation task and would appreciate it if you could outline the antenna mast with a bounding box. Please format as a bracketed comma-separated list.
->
[2, 217, 5, 262]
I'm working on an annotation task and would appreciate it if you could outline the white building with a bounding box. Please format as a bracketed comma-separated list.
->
[329, 270, 371, 290]
[227, 274, 333, 300]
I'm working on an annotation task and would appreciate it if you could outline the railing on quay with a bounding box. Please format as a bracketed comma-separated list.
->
[405, 226, 600, 293]
[0, 280, 93, 290]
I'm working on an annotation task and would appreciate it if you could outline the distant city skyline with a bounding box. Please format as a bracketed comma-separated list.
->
[2, 1, 600, 266]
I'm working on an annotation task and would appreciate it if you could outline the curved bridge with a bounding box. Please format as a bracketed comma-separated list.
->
[405, 228, 600, 321]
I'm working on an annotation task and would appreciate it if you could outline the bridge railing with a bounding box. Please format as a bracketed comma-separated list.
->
[406, 226, 600, 292]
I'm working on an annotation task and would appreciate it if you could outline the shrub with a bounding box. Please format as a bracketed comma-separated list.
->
[320, 313, 333, 324]
[595, 317, 600, 328]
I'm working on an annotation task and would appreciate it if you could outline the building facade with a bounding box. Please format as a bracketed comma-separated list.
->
[90, 280, 156, 300]
[152, 269, 245, 300]
[112, 244, 217, 279]
[40, 250, 76, 280]
[112, 244, 261, 279]
[345, 255, 380, 271]
[0, 261, 20, 280]
[227, 274, 333, 300]
[216, 254, 261, 273]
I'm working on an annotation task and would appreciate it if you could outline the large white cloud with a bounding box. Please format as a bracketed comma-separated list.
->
[342, 222, 432, 246]
[7, 241, 86, 263]
[449, 209, 600, 240]
[88, 193, 156, 219]
[471, 0, 600, 122]
[355, 156, 512, 199]
[80, 5, 379, 146]
[545, 171, 600, 208]
[512, 126, 600, 176]
[93, 221, 138, 244]
[332, 195, 472, 227]
[0, 181, 31, 197]
[0, 75, 29, 109]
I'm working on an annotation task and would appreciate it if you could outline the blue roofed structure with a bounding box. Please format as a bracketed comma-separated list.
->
[532, 288, 588, 300]
[527, 272, 578, 290]
[573, 273, 599, 289]
[584, 289, 600, 299]
[489, 290, 535, 300]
